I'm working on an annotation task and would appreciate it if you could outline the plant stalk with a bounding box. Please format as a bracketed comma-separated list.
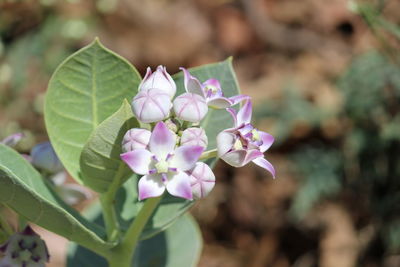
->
[107, 196, 162, 267]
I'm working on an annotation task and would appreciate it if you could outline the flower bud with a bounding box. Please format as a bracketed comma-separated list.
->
[1, 133, 24, 148]
[122, 128, 151, 152]
[181, 127, 208, 148]
[132, 89, 172, 123]
[188, 162, 215, 199]
[31, 142, 63, 174]
[0, 226, 49, 267]
[173, 93, 208, 123]
[139, 66, 176, 98]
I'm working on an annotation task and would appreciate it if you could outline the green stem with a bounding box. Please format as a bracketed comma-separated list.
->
[200, 149, 218, 160]
[100, 195, 120, 242]
[107, 196, 162, 267]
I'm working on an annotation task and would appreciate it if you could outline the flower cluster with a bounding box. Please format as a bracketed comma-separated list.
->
[121, 66, 275, 201]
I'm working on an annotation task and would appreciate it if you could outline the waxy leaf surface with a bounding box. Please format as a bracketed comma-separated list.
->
[45, 39, 141, 184]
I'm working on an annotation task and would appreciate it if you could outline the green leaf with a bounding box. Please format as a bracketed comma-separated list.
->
[0, 144, 114, 255]
[67, 202, 202, 267]
[173, 58, 241, 149]
[45, 38, 141, 184]
[80, 100, 138, 193]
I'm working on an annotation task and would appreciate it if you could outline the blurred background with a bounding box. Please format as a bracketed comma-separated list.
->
[1, 0, 400, 266]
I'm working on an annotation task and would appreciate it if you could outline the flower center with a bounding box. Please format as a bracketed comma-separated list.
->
[19, 249, 32, 262]
[251, 129, 260, 141]
[155, 160, 169, 173]
[233, 138, 243, 150]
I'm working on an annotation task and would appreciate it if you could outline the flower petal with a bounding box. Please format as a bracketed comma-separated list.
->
[229, 94, 250, 106]
[259, 132, 274, 152]
[216, 131, 236, 157]
[221, 149, 263, 167]
[149, 122, 176, 159]
[180, 67, 205, 97]
[252, 157, 276, 178]
[203, 78, 221, 90]
[170, 145, 204, 171]
[138, 174, 166, 200]
[121, 149, 152, 175]
[207, 97, 232, 109]
[226, 108, 238, 127]
[237, 99, 253, 126]
[166, 172, 193, 200]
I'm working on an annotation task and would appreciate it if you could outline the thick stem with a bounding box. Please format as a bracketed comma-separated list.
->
[100, 195, 120, 242]
[200, 149, 218, 160]
[107, 196, 162, 267]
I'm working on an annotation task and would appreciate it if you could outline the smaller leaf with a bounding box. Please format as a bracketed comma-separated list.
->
[0, 144, 113, 255]
[80, 100, 139, 193]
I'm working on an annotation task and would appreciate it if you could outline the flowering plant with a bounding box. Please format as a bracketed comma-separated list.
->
[0, 39, 274, 267]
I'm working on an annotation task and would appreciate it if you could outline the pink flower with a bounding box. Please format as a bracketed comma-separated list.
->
[217, 100, 275, 177]
[121, 122, 205, 200]
[180, 67, 249, 109]
[131, 88, 172, 123]
[139, 65, 176, 98]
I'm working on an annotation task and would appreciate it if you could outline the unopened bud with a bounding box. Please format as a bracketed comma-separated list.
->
[31, 142, 63, 174]
[132, 89, 172, 123]
[122, 128, 151, 152]
[180, 127, 208, 148]
[173, 93, 208, 123]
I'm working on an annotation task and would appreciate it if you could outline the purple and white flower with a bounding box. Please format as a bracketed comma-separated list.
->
[180, 67, 249, 109]
[122, 128, 151, 152]
[173, 93, 208, 123]
[121, 122, 204, 200]
[139, 65, 176, 98]
[217, 100, 275, 177]
[131, 89, 172, 123]
[180, 127, 208, 148]
[188, 162, 215, 199]
[0, 226, 49, 267]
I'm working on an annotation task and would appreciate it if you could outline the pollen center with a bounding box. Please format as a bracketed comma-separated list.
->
[233, 139, 243, 150]
[155, 160, 169, 173]
[251, 129, 260, 141]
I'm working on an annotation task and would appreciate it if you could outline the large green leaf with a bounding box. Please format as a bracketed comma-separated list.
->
[67, 202, 202, 267]
[0, 144, 113, 255]
[80, 100, 139, 193]
[45, 38, 141, 184]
